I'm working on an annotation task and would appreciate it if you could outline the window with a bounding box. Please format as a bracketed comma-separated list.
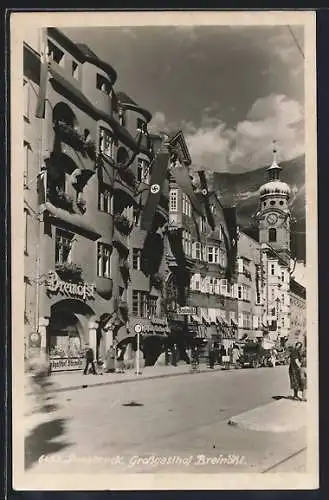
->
[96, 74, 111, 95]
[213, 279, 220, 294]
[137, 158, 150, 183]
[271, 288, 275, 301]
[270, 200, 276, 206]
[207, 246, 219, 264]
[133, 205, 141, 227]
[199, 217, 206, 232]
[24, 209, 29, 254]
[221, 279, 227, 296]
[194, 242, 201, 260]
[281, 294, 285, 305]
[55, 229, 74, 264]
[281, 317, 285, 328]
[99, 128, 117, 160]
[132, 290, 149, 317]
[98, 183, 112, 214]
[219, 251, 225, 267]
[237, 285, 243, 300]
[269, 228, 277, 242]
[97, 243, 112, 278]
[23, 79, 29, 120]
[72, 61, 79, 79]
[149, 296, 157, 317]
[137, 118, 147, 134]
[195, 280, 200, 291]
[230, 311, 236, 324]
[132, 248, 141, 270]
[183, 231, 192, 257]
[24, 141, 30, 187]
[47, 41, 64, 66]
[279, 200, 284, 206]
[281, 271, 285, 283]
[238, 258, 244, 273]
[270, 263, 275, 276]
[182, 193, 191, 216]
[169, 189, 178, 211]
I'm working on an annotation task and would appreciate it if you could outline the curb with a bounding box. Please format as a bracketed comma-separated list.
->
[50, 366, 223, 393]
[227, 399, 307, 433]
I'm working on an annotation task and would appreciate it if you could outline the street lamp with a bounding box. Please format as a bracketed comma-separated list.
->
[134, 323, 143, 375]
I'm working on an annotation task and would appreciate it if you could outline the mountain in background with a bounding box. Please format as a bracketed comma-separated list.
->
[212, 155, 306, 262]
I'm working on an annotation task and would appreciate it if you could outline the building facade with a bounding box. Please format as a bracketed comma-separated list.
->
[288, 278, 306, 347]
[23, 29, 306, 371]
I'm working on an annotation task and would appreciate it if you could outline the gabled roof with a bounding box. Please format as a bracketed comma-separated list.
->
[168, 130, 192, 166]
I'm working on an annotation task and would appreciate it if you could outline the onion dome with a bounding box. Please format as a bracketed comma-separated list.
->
[259, 141, 290, 198]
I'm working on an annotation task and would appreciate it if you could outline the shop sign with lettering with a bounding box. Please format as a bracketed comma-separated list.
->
[46, 271, 96, 301]
[50, 357, 85, 372]
[176, 306, 196, 315]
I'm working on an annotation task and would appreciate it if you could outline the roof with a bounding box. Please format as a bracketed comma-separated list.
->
[116, 91, 138, 106]
[260, 180, 290, 197]
[47, 29, 118, 84]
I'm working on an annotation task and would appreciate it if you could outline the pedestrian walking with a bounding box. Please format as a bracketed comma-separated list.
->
[232, 344, 240, 368]
[288, 341, 303, 400]
[300, 351, 307, 402]
[83, 345, 97, 375]
[208, 344, 215, 369]
[105, 345, 116, 373]
[115, 344, 125, 373]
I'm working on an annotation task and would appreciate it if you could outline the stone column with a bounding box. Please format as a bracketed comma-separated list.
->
[88, 321, 98, 361]
[38, 316, 49, 361]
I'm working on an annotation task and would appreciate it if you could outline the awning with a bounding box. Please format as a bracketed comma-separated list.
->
[201, 314, 211, 325]
[191, 315, 202, 324]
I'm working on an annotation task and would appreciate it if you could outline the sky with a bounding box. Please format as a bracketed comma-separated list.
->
[62, 25, 304, 174]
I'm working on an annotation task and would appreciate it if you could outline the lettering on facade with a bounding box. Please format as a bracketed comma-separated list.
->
[50, 357, 85, 372]
[46, 271, 96, 301]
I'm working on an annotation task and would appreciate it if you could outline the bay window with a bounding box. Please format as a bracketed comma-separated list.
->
[169, 189, 178, 212]
[132, 290, 149, 317]
[98, 183, 112, 214]
[99, 128, 117, 160]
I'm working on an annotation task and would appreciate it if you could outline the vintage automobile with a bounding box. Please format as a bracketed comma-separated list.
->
[238, 342, 265, 368]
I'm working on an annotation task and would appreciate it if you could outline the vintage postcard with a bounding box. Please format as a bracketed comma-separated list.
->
[11, 10, 318, 490]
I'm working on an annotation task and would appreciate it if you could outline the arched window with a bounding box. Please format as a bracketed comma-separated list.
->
[52, 102, 77, 128]
[269, 228, 277, 242]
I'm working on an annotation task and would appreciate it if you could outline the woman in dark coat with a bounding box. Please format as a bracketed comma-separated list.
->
[288, 342, 303, 400]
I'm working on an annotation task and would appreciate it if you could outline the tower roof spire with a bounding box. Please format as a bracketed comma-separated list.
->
[267, 140, 282, 181]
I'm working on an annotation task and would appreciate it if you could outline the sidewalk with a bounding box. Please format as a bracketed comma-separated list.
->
[228, 397, 307, 433]
[47, 363, 222, 393]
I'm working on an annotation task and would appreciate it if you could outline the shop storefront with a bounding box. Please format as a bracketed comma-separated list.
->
[44, 270, 98, 372]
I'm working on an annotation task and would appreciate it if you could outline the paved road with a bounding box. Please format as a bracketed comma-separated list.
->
[25, 365, 306, 475]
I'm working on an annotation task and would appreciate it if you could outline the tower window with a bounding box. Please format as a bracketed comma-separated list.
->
[269, 228, 277, 242]
[270, 200, 276, 206]
[263, 202, 266, 207]
[279, 200, 284, 206]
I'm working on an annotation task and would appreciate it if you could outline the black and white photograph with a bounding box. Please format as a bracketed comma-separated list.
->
[11, 10, 318, 490]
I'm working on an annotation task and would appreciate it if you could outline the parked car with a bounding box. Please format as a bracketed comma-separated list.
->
[238, 342, 265, 368]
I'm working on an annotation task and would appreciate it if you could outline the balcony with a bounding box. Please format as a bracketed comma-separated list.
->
[95, 277, 113, 300]
[113, 214, 133, 236]
[53, 120, 96, 160]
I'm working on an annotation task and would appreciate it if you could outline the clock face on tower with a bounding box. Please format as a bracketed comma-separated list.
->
[266, 213, 278, 225]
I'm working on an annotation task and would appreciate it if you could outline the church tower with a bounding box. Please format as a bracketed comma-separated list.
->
[258, 143, 291, 264]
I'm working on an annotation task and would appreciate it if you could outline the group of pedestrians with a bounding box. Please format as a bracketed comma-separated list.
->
[82, 342, 128, 375]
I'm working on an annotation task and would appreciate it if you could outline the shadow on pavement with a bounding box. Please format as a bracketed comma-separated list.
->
[25, 417, 72, 470]
[272, 395, 294, 401]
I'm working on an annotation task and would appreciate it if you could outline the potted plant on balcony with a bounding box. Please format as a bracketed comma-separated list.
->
[55, 189, 74, 213]
[55, 262, 83, 283]
[114, 213, 133, 235]
[54, 120, 85, 151]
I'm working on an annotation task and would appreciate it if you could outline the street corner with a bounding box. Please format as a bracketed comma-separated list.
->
[227, 398, 307, 433]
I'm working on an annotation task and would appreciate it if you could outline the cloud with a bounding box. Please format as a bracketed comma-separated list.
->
[149, 93, 304, 175]
[184, 93, 304, 173]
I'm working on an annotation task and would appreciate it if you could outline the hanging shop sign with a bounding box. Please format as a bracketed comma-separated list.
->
[46, 271, 96, 301]
[176, 306, 196, 315]
[49, 356, 85, 372]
